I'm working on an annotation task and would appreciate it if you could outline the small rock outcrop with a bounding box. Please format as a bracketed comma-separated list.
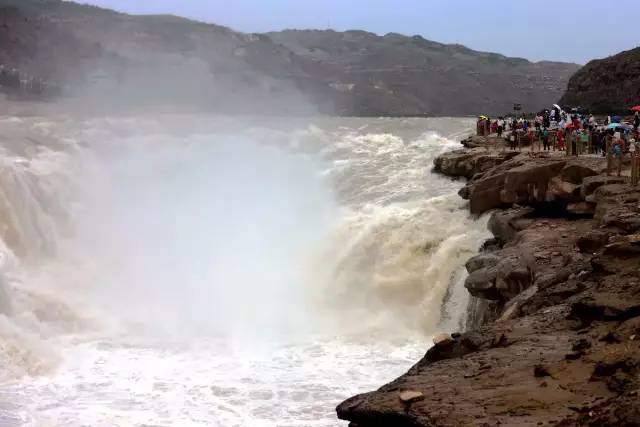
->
[456, 155, 605, 214]
[432, 148, 517, 180]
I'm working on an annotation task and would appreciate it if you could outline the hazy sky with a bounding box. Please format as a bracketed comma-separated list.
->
[86, 0, 638, 64]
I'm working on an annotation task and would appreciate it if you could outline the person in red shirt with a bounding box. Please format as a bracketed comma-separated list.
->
[556, 129, 565, 151]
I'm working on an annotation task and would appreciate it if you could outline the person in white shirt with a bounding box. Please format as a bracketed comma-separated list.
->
[497, 118, 505, 137]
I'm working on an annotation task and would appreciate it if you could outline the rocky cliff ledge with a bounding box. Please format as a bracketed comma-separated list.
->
[337, 138, 640, 426]
[559, 46, 640, 114]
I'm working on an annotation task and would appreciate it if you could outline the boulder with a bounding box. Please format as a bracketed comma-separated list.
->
[399, 391, 425, 404]
[465, 251, 535, 302]
[581, 176, 626, 200]
[480, 238, 503, 252]
[465, 253, 501, 273]
[534, 261, 590, 290]
[465, 267, 500, 300]
[495, 256, 533, 300]
[548, 176, 581, 201]
[560, 163, 599, 185]
[463, 159, 573, 214]
[501, 160, 566, 205]
[433, 149, 477, 178]
[497, 285, 539, 322]
[595, 189, 640, 232]
[604, 234, 640, 255]
[567, 202, 596, 216]
[433, 149, 517, 180]
[592, 184, 632, 202]
[433, 333, 454, 347]
[577, 230, 617, 253]
[487, 208, 535, 242]
[458, 157, 610, 214]
[463, 172, 508, 213]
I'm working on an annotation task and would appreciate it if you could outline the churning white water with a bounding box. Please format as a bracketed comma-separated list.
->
[0, 115, 489, 426]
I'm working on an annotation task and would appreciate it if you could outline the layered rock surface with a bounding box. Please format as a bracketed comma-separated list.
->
[337, 137, 640, 426]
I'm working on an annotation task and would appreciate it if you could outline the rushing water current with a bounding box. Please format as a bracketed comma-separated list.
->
[0, 115, 489, 426]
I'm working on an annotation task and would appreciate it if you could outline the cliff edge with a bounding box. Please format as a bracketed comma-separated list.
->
[337, 141, 640, 426]
[559, 46, 640, 113]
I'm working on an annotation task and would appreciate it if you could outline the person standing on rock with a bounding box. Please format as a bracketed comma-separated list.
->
[556, 128, 565, 151]
[630, 138, 639, 185]
[509, 130, 518, 151]
[574, 130, 580, 155]
[596, 129, 605, 156]
[580, 129, 590, 155]
[612, 132, 625, 177]
[497, 117, 504, 138]
[542, 128, 551, 151]
[605, 130, 615, 174]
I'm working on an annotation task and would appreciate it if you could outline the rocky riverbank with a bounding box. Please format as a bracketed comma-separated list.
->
[337, 136, 640, 426]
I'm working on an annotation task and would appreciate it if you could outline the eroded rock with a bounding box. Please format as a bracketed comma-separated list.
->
[487, 208, 534, 242]
[399, 391, 425, 404]
[433, 149, 517, 180]
[432, 333, 454, 347]
[567, 201, 596, 216]
[465, 253, 500, 273]
[581, 176, 626, 200]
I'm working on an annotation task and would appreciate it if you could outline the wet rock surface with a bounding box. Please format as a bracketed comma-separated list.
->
[338, 137, 640, 426]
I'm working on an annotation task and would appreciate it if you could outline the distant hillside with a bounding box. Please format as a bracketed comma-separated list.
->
[268, 30, 580, 116]
[0, 0, 580, 116]
[559, 47, 640, 114]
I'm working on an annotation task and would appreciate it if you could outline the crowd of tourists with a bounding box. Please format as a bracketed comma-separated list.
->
[477, 107, 640, 177]
[0, 64, 56, 98]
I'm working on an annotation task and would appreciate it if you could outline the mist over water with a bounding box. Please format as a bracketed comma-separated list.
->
[0, 115, 488, 426]
[75, 132, 334, 343]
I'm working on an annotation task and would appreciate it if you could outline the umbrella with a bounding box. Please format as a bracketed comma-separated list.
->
[612, 116, 622, 123]
[553, 104, 562, 111]
[631, 106, 640, 112]
[607, 123, 632, 130]
[478, 115, 488, 120]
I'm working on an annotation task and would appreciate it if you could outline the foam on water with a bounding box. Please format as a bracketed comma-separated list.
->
[0, 115, 489, 426]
